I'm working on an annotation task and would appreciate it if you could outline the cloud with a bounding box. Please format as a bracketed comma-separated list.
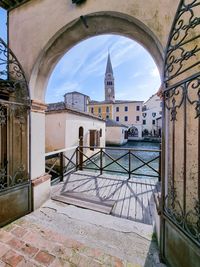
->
[150, 67, 160, 78]
[46, 34, 161, 104]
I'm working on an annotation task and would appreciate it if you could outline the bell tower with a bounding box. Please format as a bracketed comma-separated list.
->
[105, 53, 115, 102]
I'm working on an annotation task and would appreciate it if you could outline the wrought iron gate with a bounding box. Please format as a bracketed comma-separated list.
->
[162, 0, 200, 266]
[0, 38, 31, 227]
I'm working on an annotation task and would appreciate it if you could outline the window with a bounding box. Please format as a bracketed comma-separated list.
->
[142, 113, 147, 118]
[79, 127, 84, 139]
[142, 105, 147, 111]
[125, 106, 128, 112]
[106, 106, 109, 113]
[79, 127, 84, 146]
[116, 116, 119, 122]
[107, 81, 113, 86]
[152, 120, 155, 125]
[143, 120, 146, 125]
[136, 106, 140, 111]
[124, 130, 128, 139]
[152, 112, 156, 117]
[160, 102, 162, 107]
[136, 116, 140, 121]
[125, 116, 128, 122]
[98, 107, 101, 114]
[91, 107, 94, 113]
[116, 107, 119, 112]
[106, 115, 109, 119]
[100, 128, 102, 137]
[89, 130, 96, 151]
[159, 111, 162, 115]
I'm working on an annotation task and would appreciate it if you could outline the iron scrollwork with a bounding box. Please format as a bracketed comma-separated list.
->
[164, 0, 200, 246]
[164, 0, 200, 84]
[0, 38, 30, 192]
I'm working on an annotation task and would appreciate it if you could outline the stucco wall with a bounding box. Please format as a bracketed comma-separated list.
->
[106, 126, 127, 146]
[114, 102, 143, 127]
[45, 110, 105, 152]
[142, 94, 162, 135]
[8, 0, 179, 101]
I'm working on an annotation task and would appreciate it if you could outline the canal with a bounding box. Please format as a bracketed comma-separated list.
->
[86, 141, 161, 180]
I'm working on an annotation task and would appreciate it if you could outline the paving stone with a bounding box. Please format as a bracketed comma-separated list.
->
[17, 258, 39, 267]
[22, 231, 55, 251]
[34, 250, 56, 266]
[0, 242, 9, 258]
[0, 230, 13, 243]
[49, 257, 72, 267]
[50, 244, 73, 260]
[11, 226, 28, 238]
[7, 238, 24, 251]
[1, 250, 24, 267]
[2, 223, 16, 232]
[20, 243, 39, 257]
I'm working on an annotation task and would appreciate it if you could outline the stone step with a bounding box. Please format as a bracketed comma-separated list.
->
[51, 191, 115, 214]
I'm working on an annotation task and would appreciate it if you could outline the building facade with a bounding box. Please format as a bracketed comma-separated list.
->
[46, 105, 106, 156]
[106, 119, 128, 146]
[64, 91, 90, 112]
[142, 93, 162, 137]
[88, 54, 143, 138]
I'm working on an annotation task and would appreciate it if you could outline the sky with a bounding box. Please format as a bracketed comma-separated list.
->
[0, 8, 7, 41]
[0, 8, 161, 103]
[46, 35, 161, 103]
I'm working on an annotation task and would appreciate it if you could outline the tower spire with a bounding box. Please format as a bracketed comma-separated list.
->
[105, 53, 115, 102]
[105, 53, 113, 74]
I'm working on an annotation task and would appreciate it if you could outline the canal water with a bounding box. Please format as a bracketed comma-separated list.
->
[86, 141, 160, 180]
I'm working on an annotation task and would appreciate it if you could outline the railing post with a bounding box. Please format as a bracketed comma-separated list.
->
[76, 147, 78, 171]
[78, 137, 83, 171]
[128, 150, 131, 179]
[100, 148, 103, 175]
[60, 152, 64, 182]
[159, 143, 161, 182]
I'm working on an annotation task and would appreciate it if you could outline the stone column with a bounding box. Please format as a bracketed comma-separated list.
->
[30, 100, 51, 210]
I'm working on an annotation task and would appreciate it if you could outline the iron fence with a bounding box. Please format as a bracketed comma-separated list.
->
[45, 146, 161, 183]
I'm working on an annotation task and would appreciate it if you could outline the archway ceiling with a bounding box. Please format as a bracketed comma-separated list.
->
[0, 0, 30, 11]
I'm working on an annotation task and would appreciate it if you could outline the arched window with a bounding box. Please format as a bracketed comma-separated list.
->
[79, 126, 84, 139]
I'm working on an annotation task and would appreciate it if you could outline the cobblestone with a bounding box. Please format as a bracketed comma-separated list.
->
[0, 201, 166, 267]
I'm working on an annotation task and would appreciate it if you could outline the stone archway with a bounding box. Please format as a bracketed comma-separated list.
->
[29, 11, 164, 102]
[8, 0, 175, 209]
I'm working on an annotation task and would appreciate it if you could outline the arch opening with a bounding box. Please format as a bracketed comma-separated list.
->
[29, 11, 164, 102]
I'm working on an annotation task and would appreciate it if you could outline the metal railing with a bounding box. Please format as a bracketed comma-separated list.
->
[45, 146, 77, 184]
[45, 145, 161, 183]
[77, 146, 161, 180]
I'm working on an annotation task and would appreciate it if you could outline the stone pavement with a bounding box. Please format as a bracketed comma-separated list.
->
[0, 199, 166, 267]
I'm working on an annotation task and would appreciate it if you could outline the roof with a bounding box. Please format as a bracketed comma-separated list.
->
[106, 119, 128, 128]
[46, 102, 105, 122]
[0, 0, 30, 10]
[105, 54, 113, 74]
[88, 100, 143, 105]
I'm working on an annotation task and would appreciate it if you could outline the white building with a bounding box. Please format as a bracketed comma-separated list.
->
[106, 119, 128, 146]
[142, 94, 162, 137]
[46, 104, 105, 153]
